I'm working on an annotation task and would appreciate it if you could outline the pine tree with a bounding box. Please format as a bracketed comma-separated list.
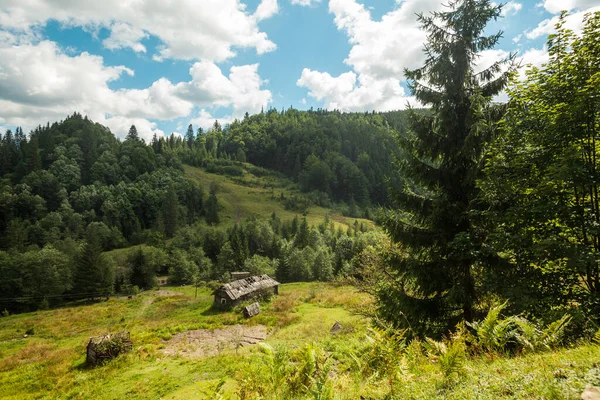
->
[162, 185, 179, 238]
[205, 184, 220, 225]
[186, 124, 194, 149]
[126, 125, 139, 141]
[379, 0, 516, 336]
[294, 217, 310, 249]
[74, 238, 115, 299]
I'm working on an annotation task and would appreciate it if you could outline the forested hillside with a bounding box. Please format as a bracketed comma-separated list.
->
[167, 109, 408, 206]
[0, 110, 397, 313]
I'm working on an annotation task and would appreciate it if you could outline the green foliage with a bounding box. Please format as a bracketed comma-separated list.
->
[481, 11, 600, 324]
[468, 303, 572, 354]
[205, 191, 220, 225]
[167, 249, 198, 285]
[127, 247, 166, 289]
[378, 0, 516, 336]
[425, 337, 466, 383]
[74, 238, 115, 298]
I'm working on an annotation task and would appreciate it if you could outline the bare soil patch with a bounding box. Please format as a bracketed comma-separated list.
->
[161, 325, 269, 358]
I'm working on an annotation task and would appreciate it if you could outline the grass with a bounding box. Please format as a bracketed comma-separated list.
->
[0, 283, 598, 399]
[184, 165, 374, 230]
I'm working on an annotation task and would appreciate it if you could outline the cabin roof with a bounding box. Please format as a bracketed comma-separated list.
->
[216, 274, 279, 301]
[243, 302, 260, 317]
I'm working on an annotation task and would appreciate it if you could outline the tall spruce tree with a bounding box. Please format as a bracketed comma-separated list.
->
[378, 0, 516, 336]
[185, 124, 195, 149]
[126, 125, 139, 141]
[74, 237, 115, 299]
[162, 185, 179, 238]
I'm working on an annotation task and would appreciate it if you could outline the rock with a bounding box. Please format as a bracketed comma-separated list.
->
[582, 386, 600, 400]
[330, 321, 343, 334]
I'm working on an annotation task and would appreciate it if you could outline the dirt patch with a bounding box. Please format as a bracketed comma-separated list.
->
[161, 325, 269, 358]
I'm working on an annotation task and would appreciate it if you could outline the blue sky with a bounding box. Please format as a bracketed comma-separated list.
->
[0, 0, 598, 140]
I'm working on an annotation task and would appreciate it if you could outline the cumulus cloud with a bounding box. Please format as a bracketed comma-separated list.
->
[102, 22, 149, 53]
[0, 0, 277, 62]
[297, 0, 443, 111]
[0, 39, 271, 140]
[297, 0, 560, 111]
[297, 68, 419, 111]
[255, 0, 279, 21]
[175, 62, 271, 117]
[501, 1, 523, 16]
[190, 109, 235, 130]
[541, 0, 599, 14]
[526, 1, 600, 40]
[291, 0, 321, 6]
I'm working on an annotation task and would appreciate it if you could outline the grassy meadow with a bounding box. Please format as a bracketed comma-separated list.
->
[183, 165, 374, 230]
[0, 282, 598, 399]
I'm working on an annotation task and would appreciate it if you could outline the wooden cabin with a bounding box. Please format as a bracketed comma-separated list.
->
[213, 274, 279, 308]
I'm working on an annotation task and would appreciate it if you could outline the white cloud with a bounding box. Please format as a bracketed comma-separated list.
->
[297, 68, 419, 111]
[190, 109, 234, 130]
[255, 0, 279, 21]
[541, 0, 599, 14]
[296, 0, 443, 111]
[501, 1, 523, 16]
[291, 0, 321, 6]
[329, 0, 445, 80]
[0, 0, 277, 62]
[175, 62, 271, 117]
[525, 6, 600, 39]
[0, 40, 271, 140]
[102, 22, 149, 53]
[297, 0, 556, 111]
[100, 116, 165, 142]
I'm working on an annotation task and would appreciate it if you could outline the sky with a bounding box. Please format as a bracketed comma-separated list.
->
[0, 0, 599, 141]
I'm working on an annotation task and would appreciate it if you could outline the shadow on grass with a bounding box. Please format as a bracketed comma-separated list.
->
[201, 305, 226, 316]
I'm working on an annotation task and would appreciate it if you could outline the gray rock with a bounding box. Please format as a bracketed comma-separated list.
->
[582, 386, 600, 400]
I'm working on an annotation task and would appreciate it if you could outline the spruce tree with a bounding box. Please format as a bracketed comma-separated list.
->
[379, 0, 516, 336]
[186, 124, 194, 149]
[205, 190, 220, 225]
[126, 125, 139, 141]
[74, 237, 115, 299]
[162, 185, 179, 238]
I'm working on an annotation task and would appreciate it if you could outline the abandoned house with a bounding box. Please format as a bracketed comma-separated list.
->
[213, 274, 279, 308]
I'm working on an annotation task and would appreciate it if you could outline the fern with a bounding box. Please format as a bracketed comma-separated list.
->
[258, 343, 290, 396]
[424, 338, 466, 382]
[202, 379, 227, 400]
[468, 302, 507, 352]
[513, 316, 541, 352]
[304, 356, 334, 400]
[541, 314, 571, 349]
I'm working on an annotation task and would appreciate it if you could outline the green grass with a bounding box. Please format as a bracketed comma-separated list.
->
[184, 165, 373, 230]
[0, 283, 598, 399]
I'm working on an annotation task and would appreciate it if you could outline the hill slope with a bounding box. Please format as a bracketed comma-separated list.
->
[0, 283, 598, 399]
[183, 164, 374, 230]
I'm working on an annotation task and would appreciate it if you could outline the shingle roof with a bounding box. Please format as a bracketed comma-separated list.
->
[243, 302, 261, 317]
[217, 274, 279, 301]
